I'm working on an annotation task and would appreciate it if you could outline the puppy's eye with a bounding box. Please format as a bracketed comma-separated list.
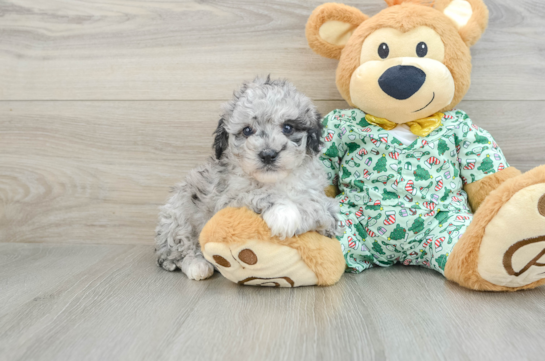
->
[378, 43, 389, 59]
[282, 124, 294, 135]
[416, 42, 428, 57]
[242, 126, 254, 137]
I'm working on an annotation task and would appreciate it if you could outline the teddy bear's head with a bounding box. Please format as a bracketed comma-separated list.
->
[306, 0, 488, 124]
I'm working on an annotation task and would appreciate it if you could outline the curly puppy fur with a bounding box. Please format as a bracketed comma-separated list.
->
[155, 77, 339, 280]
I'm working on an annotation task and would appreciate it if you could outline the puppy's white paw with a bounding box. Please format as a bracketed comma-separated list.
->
[182, 257, 214, 281]
[263, 201, 302, 240]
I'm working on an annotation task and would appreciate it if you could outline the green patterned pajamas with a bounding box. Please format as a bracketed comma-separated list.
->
[320, 109, 509, 274]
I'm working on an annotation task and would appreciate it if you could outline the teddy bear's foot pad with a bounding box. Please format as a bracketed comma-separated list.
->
[478, 184, 545, 288]
[203, 240, 319, 287]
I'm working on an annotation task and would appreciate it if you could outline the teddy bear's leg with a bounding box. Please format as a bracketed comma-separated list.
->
[445, 165, 545, 291]
[199, 207, 346, 287]
[336, 213, 381, 273]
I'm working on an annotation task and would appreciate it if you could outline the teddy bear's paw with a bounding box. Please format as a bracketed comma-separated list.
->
[202, 240, 318, 287]
[478, 183, 545, 288]
[181, 256, 215, 281]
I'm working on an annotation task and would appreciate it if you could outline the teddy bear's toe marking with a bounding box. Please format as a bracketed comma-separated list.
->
[213, 255, 231, 268]
[202, 240, 319, 287]
[538, 194, 545, 216]
[503, 236, 545, 277]
[238, 276, 295, 287]
[478, 184, 545, 288]
[238, 249, 257, 265]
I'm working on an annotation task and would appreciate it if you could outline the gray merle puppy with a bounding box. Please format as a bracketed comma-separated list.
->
[155, 77, 339, 280]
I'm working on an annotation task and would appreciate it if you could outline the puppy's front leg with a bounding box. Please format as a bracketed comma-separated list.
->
[180, 254, 215, 281]
[290, 196, 339, 238]
[262, 199, 302, 240]
[317, 198, 340, 238]
[155, 200, 214, 280]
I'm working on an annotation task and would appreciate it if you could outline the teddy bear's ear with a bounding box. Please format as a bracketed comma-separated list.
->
[306, 3, 368, 60]
[436, 0, 489, 47]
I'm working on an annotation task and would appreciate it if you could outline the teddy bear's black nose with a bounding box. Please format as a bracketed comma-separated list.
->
[378, 65, 426, 100]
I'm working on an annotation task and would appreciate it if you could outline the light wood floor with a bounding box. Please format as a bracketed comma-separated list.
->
[1, 0, 544, 360]
[1, 243, 545, 361]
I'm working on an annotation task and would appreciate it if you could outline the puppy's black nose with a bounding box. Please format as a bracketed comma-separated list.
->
[259, 149, 278, 165]
[378, 65, 426, 100]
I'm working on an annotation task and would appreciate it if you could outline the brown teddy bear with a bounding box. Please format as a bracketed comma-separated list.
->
[200, 0, 545, 291]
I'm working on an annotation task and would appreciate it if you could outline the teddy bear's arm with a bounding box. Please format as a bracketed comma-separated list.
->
[454, 111, 520, 213]
[464, 167, 521, 212]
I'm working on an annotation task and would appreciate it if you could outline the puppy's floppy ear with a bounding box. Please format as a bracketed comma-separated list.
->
[306, 3, 368, 60]
[306, 111, 323, 154]
[435, 0, 488, 47]
[213, 118, 229, 160]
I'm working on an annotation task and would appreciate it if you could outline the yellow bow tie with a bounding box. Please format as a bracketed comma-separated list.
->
[365, 112, 444, 137]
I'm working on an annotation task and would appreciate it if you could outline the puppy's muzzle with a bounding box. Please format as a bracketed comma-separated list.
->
[259, 149, 279, 165]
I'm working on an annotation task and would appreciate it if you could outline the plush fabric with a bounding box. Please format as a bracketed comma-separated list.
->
[200, 207, 346, 287]
[477, 184, 545, 288]
[434, 0, 489, 46]
[349, 49, 456, 122]
[445, 165, 545, 291]
[334, 4, 473, 115]
[303, 0, 545, 292]
[306, 3, 368, 60]
[319, 21, 358, 48]
[464, 166, 521, 212]
[384, 0, 435, 6]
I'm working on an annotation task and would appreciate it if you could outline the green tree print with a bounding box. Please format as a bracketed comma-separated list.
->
[341, 166, 352, 180]
[357, 117, 370, 127]
[434, 211, 450, 225]
[324, 143, 338, 158]
[354, 180, 365, 192]
[454, 134, 463, 148]
[382, 189, 399, 200]
[474, 134, 490, 145]
[438, 139, 450, 155]
[408, 217, 425, 234]
[389, 224, 406, 241]
[478, 156, 496, 174]
[414, 165, 432, 181]
[436, 254, 448, 270]
[354, 223, 367, 240]
[322, 115, 329, 127]
[373, 154, 388, 173]
[345, 142, 360, 154]
[372, 241, 385, 255]
[360, 254, 375, 263]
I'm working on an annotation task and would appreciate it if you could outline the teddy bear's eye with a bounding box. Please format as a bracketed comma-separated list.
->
[416, 42, 428, 57]
[378, 43, 389, 59]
